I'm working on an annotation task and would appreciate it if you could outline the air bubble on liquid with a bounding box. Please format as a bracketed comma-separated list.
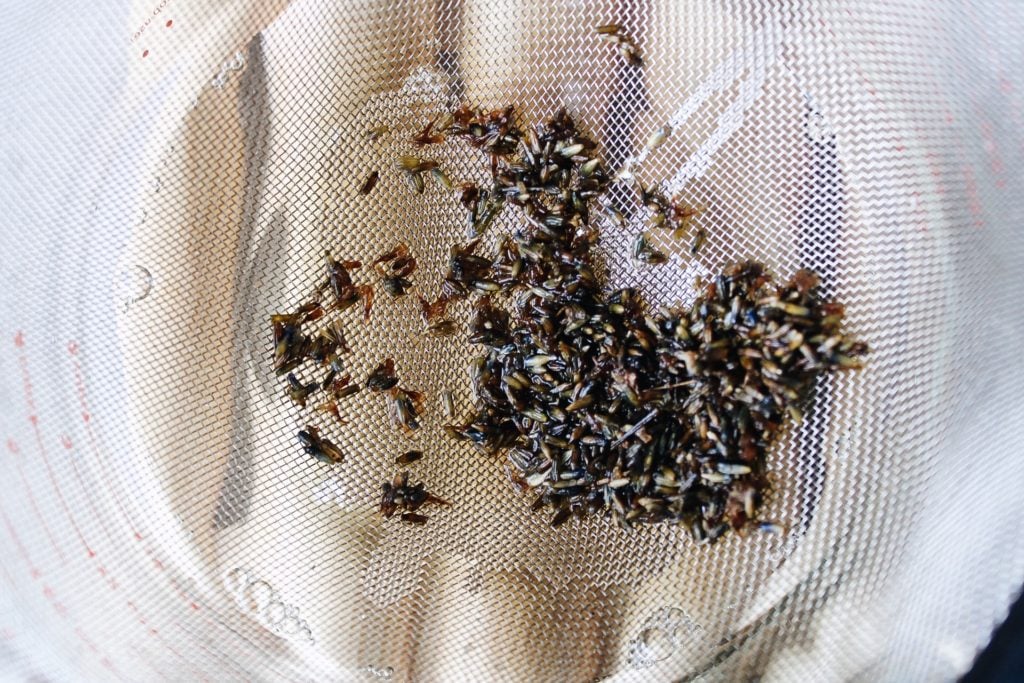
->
[670, 611, 703, 642]
[211, 50, 246, 91]
[768, 533, 800, 565]
[117, 265, 152, 311]
[397, 66, 449, 107]
[273, 612, 314, 642]
[227, 50, 245, 72]
[628, 628, 667, 668]
[641, 628, 674, 662]
[228, 570, 313, 641]
[806, 111, 834, 144]
[312, 475, 364, 513]
[244, 580, 274, 612]
[278, 616, 301, 635]
[627, 605, 707, 668]
[313, 476, 345, 506]
[264, 600, 286, 624]
[359, 665, 395, 680]
[223, 567, 249, 596]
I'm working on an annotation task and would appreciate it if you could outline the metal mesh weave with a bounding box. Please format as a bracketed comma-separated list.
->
[1, 1, 1024, 681]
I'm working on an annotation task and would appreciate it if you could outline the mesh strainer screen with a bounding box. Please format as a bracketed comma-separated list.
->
[1, 0, 1023, 681]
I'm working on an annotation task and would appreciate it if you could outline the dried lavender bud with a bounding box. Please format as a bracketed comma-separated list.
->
[646, 125, 671, 151]
[379, 470, 449, 520]
[324, 252, 362, 311]
[632, 233, 667, 265]
[382, 276, 412, 297]
[365, 124, 388, 142]
[595, 23, 642, 65]
[426, 319, 459, 337]
[358, 170, 379, 195]
[441, 390, 455, 419]
[271, 313, 307, 376]
[271, 103, 866, 543]
[374, 244, 416, 297]
[367, 359, 399, 392]
[297, 425, 345, 464]
[432, 107, 866, 540]
[395, 450, 424, 465]
[387, 386, 425, 434]
[285, 373, 318, 408]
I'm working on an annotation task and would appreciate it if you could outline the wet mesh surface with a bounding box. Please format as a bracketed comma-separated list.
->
[1, 1, 1024, 681]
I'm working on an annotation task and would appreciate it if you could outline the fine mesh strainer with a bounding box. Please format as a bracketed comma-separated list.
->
[1, 1, 1023, 681]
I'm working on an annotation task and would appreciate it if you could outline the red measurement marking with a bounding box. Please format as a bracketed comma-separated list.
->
[125, 599, 200, 677]
[32, 419, 93, 557]
[47, 350, 128, 556]
[144, 617, 207, 681]
[958, 3, 1020, 183]
[64, 343, 266, 680]
[165, 19, 173, 27]
[8, 435, 64, 565]
[820, 14, 912, 159]
[0, 556, 16, 588]
[159, 569, 280, 679]
[68, 342, 143, 541]
[962, 164, 985, 228]
[150, 627, 210, 681]
[16, 342, 92, 559]
[924, 151, 947, 197]
[189, 635, 251, 680]
[130, 643, 173, 682]
[853, 65, 876, 97]
[910, 191, 928, 233]
[142, 49, 149, 58]
[99, 566, 118, 590]
[0, 504, 40, 578]
[165, 565, 205, 611]
[65, 433, 122, 558]
[41, 584, 69, 619]
[143, 548, 208, 613]
[76, 627, 98, 654]
[76, 627, 127, 682]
